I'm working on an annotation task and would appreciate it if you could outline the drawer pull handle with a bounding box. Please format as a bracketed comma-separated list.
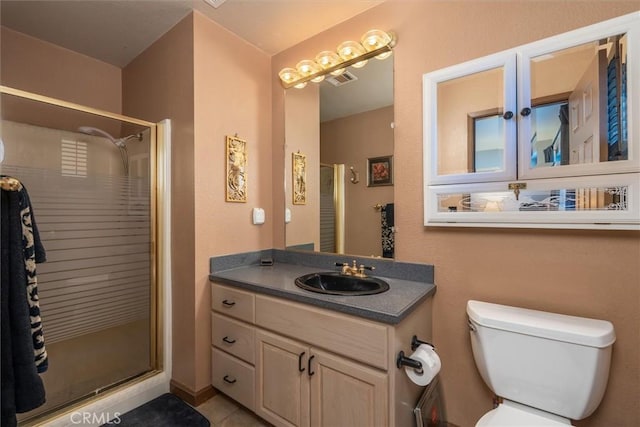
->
[222, 299, 236, 307]
[308, 355, 315, 377]
[222, 336, 236, 344]
[223, 375, 237, 384]
[298, 351, 306, 373]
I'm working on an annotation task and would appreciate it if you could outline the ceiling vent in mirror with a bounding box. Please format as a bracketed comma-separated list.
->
[326, 70, 358, 87]
[202, 0, 227, 8]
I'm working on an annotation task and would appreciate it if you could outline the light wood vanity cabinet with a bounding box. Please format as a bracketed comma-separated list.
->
[210, 285, 256, 410]
[255, 296, 389, 427]
[211, 282, 433, 427]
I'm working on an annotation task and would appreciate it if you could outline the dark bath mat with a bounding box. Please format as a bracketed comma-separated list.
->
[102, 393, 209, 427]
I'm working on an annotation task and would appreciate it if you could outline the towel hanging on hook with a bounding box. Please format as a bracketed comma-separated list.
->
[0, 176, 22, 192]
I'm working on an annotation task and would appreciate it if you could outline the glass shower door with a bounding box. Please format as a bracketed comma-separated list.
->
[1, 89, 158, 422]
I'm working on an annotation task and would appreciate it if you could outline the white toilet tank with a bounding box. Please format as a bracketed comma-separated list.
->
[467, 300, 616, 421]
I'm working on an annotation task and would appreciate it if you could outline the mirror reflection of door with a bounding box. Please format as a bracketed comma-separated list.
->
[528, 33, 628, 168]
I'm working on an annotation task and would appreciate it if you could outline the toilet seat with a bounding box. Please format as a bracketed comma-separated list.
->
[476, 401, 572, 427]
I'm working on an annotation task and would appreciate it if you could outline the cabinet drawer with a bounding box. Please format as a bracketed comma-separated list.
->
[256, 295, 388, 370]
[211, 283, 255, 323]
[211, 347, 255, 411]
[211, 312, 255, 364]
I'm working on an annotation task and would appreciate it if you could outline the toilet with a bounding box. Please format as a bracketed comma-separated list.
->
[466, 300, 616, 426]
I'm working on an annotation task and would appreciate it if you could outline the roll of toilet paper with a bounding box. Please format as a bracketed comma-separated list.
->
[404, 344, 441, 386]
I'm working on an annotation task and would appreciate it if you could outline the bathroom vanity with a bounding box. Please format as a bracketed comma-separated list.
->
[209, 251, 436, 427]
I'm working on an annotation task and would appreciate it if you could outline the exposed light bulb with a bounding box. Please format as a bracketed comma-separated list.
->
[296, 59, 321, 77]
[351, 60, 368, 68]
[279, 67, 300, 84]
[337, 41, 365, 61]
[361, 29, 391, 52]
[315, 51, 342, 69]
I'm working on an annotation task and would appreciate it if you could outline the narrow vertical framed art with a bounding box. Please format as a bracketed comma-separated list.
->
[226, 135, 247, 202]
[292, 152, 306, 205]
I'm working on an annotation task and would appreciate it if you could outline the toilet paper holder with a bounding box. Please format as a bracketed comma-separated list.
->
[396, 335, 435, 373]
[411, 335, 435, 352]
[397, 351, 424, 373]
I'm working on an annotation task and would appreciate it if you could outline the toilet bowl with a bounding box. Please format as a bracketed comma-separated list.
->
[467, 300, 616, 427]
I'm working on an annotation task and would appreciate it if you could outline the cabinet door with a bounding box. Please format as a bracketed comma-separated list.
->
[517, 14, 640, 179]
[256, 330, 310, 427]
[309, 348, 388, 427]
[424, 51, 517, 185]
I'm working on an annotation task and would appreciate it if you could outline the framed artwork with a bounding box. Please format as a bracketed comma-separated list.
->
[367, 155, 393, 187]
[292, 152, 306, 205]
[226, 135, 247, 202]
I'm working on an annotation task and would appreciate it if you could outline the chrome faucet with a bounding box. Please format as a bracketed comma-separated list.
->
[335, 260, 375, 278]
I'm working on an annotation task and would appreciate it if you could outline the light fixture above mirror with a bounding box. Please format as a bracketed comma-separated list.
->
[279, 29, 397, 89]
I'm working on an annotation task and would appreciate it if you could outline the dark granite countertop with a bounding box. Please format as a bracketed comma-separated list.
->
[209, 250, 436, 325]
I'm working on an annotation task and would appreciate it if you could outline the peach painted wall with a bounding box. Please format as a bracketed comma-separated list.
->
[122, 16, 196, 389]
[273, 3, 640, 426]
[1, 27, 121, 113]
[192, 11, 272, 392]
[321, 106, 393, 257]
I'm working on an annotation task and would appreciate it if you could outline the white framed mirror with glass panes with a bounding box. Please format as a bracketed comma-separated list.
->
[423, 12, 639, 229]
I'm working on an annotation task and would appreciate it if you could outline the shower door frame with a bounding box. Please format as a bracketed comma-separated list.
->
[0, 85, 170, 424]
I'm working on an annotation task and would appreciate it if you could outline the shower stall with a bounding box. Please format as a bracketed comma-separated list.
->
[0, 86, 168, 424]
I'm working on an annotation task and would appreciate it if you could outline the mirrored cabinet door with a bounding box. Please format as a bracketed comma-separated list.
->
[424, 53, 517, 185]
[517, 17, 640, 179]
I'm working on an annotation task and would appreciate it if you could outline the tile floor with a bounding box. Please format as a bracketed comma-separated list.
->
[195, 393, 271, 427]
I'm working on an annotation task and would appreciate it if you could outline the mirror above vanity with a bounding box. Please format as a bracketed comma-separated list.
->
[282, 30, 395, 258]
[423, 12, 640, 229]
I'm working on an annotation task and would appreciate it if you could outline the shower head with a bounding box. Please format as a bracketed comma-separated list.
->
[77, 126, 142, 148]
[78, 126, 117, 143]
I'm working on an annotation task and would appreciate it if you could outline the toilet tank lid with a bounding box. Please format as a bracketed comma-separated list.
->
[467, 300, 616, 348]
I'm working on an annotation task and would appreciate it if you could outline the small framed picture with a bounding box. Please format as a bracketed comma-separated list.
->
[367, 155, 393, 187]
